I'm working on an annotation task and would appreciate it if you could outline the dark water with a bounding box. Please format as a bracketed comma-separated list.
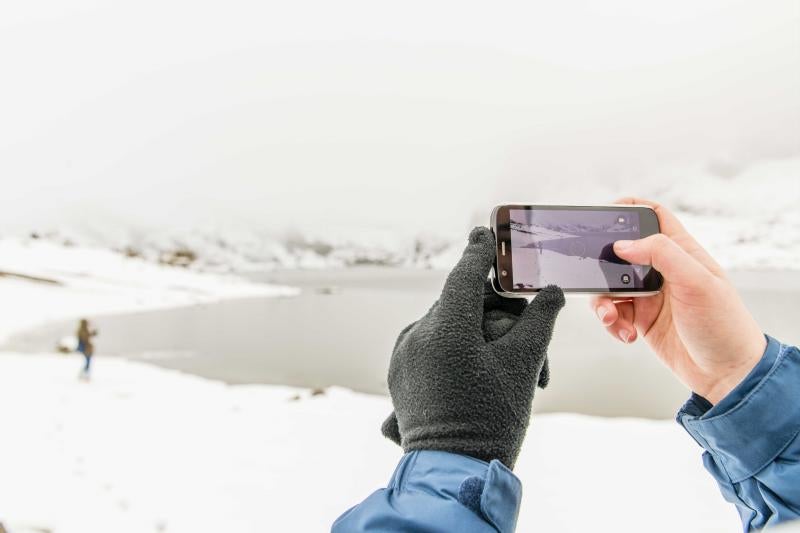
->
[3, 268, 798, 418]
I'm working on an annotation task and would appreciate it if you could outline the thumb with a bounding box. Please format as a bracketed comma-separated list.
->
[500, 285, 565, 354]
[613, 234, 711, 287]
[381, 411, 402, 445]
[438, 227, 497, 332]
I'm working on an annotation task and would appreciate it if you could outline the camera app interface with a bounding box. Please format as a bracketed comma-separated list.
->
[509, 209, 650, 290]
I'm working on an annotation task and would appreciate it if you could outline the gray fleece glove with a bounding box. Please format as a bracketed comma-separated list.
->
[381, 227, 565, 469]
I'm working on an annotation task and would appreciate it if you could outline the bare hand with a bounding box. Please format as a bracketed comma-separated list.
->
[590, 198, 766, 404]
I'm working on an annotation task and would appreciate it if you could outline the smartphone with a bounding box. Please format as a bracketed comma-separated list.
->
[490, 204, 663, 296]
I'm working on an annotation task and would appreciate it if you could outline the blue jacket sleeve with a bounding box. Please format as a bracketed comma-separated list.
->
[677, 336, 800, 531]
[332, 450, 522, 533]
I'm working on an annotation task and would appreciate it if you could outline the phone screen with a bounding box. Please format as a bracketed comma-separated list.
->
[498, 206, 661, 292]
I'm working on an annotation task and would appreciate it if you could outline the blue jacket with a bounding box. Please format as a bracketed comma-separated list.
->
[333, 336, 800, 532]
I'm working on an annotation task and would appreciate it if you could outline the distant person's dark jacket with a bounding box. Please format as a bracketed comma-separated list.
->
[77, 327, 96, 356]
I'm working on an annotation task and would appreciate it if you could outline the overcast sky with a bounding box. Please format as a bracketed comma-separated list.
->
[1, 0, 798, 238]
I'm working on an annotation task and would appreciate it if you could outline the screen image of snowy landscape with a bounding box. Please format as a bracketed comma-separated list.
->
[509, 209, 648, 290]
[1, 2, 799, 532]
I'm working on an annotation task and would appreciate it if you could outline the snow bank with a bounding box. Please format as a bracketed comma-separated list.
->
[0, 239, 297, 343]
[0, 354, 739, 533]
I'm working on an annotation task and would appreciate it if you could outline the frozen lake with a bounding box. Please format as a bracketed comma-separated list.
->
[4, 268, 798, 419]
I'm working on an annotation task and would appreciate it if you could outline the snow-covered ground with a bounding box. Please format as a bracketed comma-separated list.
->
[0, 355, 739, 533]
[0, 239, 297, 344]
[0, 235, 743, 532]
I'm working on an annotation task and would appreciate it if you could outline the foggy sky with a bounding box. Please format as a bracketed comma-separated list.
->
[1, 0, 798, 237]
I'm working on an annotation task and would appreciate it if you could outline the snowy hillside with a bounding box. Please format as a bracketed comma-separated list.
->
[0, 239, 297, 343]
[7, 226, 454, 272]
[7, 155, 798, 273]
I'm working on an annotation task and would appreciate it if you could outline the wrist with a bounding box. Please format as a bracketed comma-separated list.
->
[405, 435, 520, 470]
[700, 333, 767, 405]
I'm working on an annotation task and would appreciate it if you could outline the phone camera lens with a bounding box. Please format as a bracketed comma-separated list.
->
[621, 273, 631, 284]
[501, 270, 508, 277]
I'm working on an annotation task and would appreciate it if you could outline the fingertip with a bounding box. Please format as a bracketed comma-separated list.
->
[613, 240, 635, 254]
[469, 226, 494, 246]
[595, 305, 613, 326]
[614, 326, 638, 344]
[612, 196, 635, 205]
[590, 296, 616, 323]
[464, 227, 496, 267]
[613, 196, 660, 210]
[441, 228, 498, 319]
[604, 316, 635, 343]
[537, 284, 565, 310]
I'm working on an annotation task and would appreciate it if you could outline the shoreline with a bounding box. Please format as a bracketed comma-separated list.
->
[5, 266, 797, 420]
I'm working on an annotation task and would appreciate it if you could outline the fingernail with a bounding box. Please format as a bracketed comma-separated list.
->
[596, 307, 608, 322]
[614, 240, 633, 251]
[619, 330, 630, 343]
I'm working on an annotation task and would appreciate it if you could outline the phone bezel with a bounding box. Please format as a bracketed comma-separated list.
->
[490, 204, 663, 296]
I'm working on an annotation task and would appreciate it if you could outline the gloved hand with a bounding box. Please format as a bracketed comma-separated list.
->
[380, 227, 565, 469]
[481, 280, 550, 387]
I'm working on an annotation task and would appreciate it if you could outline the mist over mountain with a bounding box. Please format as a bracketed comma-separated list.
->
[1, 1, 797, 270]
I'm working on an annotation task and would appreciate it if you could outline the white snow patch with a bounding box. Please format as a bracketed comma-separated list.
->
[0, 239, 297, 343]
[0, 354, 739, 533]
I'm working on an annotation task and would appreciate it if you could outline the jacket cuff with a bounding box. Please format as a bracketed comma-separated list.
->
[677, 336, 800, 483]
[480, 459, 523, 532]
[390, 450, 522, 533]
